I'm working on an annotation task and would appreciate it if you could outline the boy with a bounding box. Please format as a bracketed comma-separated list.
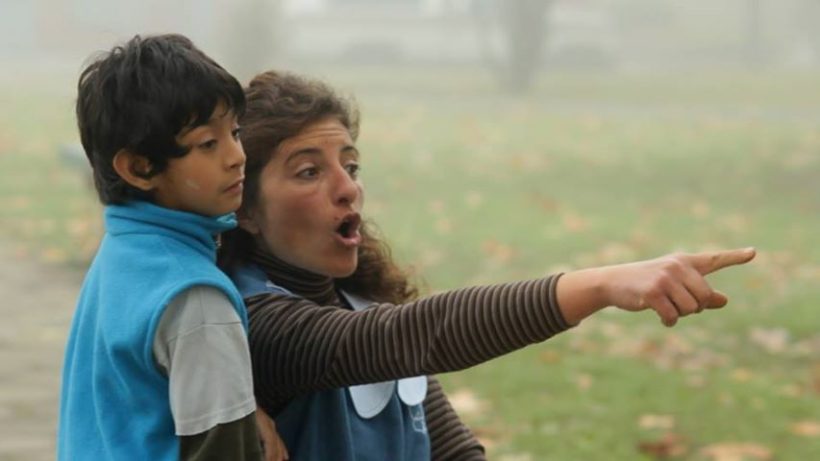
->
[58, 34, 263, 460]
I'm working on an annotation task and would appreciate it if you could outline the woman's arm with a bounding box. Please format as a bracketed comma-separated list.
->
[248, 248, 755, 413]
[247, 275, 567, 412]
[424, 375, 485, 461]
[556, 248, 756, 326]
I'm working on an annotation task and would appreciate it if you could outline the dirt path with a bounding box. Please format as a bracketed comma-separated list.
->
[0, 241, 81, 461]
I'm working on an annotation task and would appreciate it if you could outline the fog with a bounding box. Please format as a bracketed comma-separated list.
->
[1, 2, 819, 459]
[3, 0, 820, 87]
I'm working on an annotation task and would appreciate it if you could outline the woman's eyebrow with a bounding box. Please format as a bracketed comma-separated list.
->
[342, 145, 360, 158]
[284, 148, 322, 165]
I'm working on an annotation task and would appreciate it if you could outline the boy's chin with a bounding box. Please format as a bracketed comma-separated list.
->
[199, 203, 241, 218]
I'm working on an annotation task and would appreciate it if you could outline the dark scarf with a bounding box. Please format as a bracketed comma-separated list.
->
[249, 247, 340, 306]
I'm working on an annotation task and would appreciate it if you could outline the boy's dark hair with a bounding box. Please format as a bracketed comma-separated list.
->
[76, 33, 245, 204]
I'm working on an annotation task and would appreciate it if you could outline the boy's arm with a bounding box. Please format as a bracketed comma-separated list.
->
[179, 415, 261, 461]
[154, 286, 263, 461]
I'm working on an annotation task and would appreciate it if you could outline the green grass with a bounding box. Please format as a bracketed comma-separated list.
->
[2, 68, 818, 459]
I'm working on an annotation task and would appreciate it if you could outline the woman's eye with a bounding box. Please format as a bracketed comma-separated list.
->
[345, 163, 360, 178]
[296, 167, 319, 179]
[232, 127, 242, 140]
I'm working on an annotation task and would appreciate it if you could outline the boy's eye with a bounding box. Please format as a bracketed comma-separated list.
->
[198, 139, 217, 150]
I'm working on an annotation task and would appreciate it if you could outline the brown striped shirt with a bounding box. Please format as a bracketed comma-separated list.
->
[244, 251, 570, 460]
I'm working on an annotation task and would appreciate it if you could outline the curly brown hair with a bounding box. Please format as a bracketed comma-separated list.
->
[218, 71, 418, 304]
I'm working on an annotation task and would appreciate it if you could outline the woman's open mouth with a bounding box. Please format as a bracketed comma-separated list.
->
[335, 213, 362, 247]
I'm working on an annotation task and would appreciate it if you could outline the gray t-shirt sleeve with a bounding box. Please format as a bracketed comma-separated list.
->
[153, 285, 256, 436]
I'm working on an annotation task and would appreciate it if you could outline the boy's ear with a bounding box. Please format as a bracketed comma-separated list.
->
[237, 209, 260, 235]
[112, 149, 156, 191]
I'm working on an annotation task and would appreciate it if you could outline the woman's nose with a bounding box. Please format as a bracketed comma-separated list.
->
[333, 167, 360, 205]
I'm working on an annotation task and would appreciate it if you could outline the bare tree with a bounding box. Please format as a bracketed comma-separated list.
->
[796, 0, 820, 64]
[474, 0, 554, 93]
[222, 0, 284, 82]
[745, 0, 765, 66]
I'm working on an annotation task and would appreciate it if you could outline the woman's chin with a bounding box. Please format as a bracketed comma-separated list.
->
[331, 267, 357, 279]
[327, 260, 358, 279]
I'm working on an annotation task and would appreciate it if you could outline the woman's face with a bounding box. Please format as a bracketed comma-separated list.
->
[240, 117, 364, 278]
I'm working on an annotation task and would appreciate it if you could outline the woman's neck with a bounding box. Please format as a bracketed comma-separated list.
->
[249, 248, 339, 305]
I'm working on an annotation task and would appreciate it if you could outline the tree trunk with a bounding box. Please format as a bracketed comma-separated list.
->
[500, 0, 552, 93]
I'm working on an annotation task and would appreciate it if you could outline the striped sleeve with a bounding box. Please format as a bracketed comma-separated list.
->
[424, 375, 485, 461]
[247, 274, 569, 413]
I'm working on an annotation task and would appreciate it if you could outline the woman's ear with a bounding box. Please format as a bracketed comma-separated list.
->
[237, 208, 261, 235]
[112, 149, 156, 191]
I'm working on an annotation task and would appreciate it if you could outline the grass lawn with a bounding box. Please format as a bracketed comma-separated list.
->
[1, 67, 818, 460]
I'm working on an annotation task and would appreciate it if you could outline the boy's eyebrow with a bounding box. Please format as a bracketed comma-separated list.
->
[178, 110, 236, 137]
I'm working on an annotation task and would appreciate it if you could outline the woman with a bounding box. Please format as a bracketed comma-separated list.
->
[219, 71, 755, 460]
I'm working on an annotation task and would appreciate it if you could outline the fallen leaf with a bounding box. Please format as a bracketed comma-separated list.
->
[637, 432, 688, 458]
[464, 190, 483, 208]
[470, 425, 501, 450]
[428, 199, 445, 214]
[417, 248, 444, 268]
[731, 368, 754, 383]
[812, 363, 820, 395]
[778, 384, 801, 397]
[748, 327, 789, 354]
[481, 240, 515, 264]
[561, 211, 588, 232]
[41, 247, 68, 263]
[638, 414, 676, 430]
[1, 195, 31, 209]
[67, 218, 92, 237]
[700, 442, 772, 461]
[530, 194, 558, 212]
[691, 201, 711, 218]
[434, 217, 452, 235]
[686, 375, 706, 388]
[447, 389, 486, 416]
[790, 420, 820, 437]
[718, 392, 735, 407]
[575, 373, 593, 391]
[498, 454, 532, 461]
[538, 350, 561, 364]
[719, 213, 750, 234]
[595, 242, 636, 265]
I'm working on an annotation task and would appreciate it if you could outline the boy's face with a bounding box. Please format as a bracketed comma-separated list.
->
[151, 103, 245, 217]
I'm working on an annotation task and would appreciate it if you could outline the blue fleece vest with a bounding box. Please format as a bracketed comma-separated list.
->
[232, 265, 431, 461]
[58, 202, 248, 461]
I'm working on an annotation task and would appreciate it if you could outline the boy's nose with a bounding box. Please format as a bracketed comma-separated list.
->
[226, 140, 246, 169]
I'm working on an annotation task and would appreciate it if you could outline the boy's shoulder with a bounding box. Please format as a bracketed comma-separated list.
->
[94, 227, 230, 287]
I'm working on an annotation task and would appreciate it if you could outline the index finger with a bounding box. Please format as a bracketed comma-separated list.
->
[690, 247, 756, 275]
